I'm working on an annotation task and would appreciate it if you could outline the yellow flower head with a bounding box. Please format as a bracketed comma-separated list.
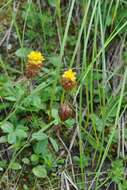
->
[27, 51, 45, 65]
[62, 69, 76, 82]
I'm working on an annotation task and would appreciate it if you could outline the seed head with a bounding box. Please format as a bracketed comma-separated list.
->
[58, 103, 73, 121]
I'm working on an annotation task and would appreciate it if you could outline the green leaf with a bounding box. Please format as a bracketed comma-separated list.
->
[44, 153, 55, 168]
[23, 95, 42, 111]
[15, 48, 32, 58]
[4, 96, 17, 101]
[32, 165, 47, 178]
[23, 184, 29, 190]
[7, 132, 17, 144]
[49, 137, 59, 152]
[73, 155, 89, 167]
[0, 136, 7, 143]
[48, 56, 61, 67]
[10, 162, 22, 170]
[65, 119, 75, 129]
[51, 108, 58, 119]
[33, 139, 48, 155]
[22, 158, 30, 165]
[32, 131, 48, 141]
[1, 122, 14, 133]
[0, 167, 3, 172]
[32, 96, 41, 109]
[31, 154, 39, 162]
[40, 88, 52, 102]
[121, 180, 127, 190]
[48, 0, 57, 7]
[90, 114, 104, 132]
[0, 160, 7, 168]
[108, 160, 124, 184]
[15, 129, 27, 139]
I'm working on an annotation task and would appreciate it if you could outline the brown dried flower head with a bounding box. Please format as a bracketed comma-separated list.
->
[58, 103, 73, 121]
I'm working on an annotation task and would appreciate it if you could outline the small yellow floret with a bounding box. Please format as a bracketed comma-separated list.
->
[62, 69, 76, 82]
[27, 51, 45, 65]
